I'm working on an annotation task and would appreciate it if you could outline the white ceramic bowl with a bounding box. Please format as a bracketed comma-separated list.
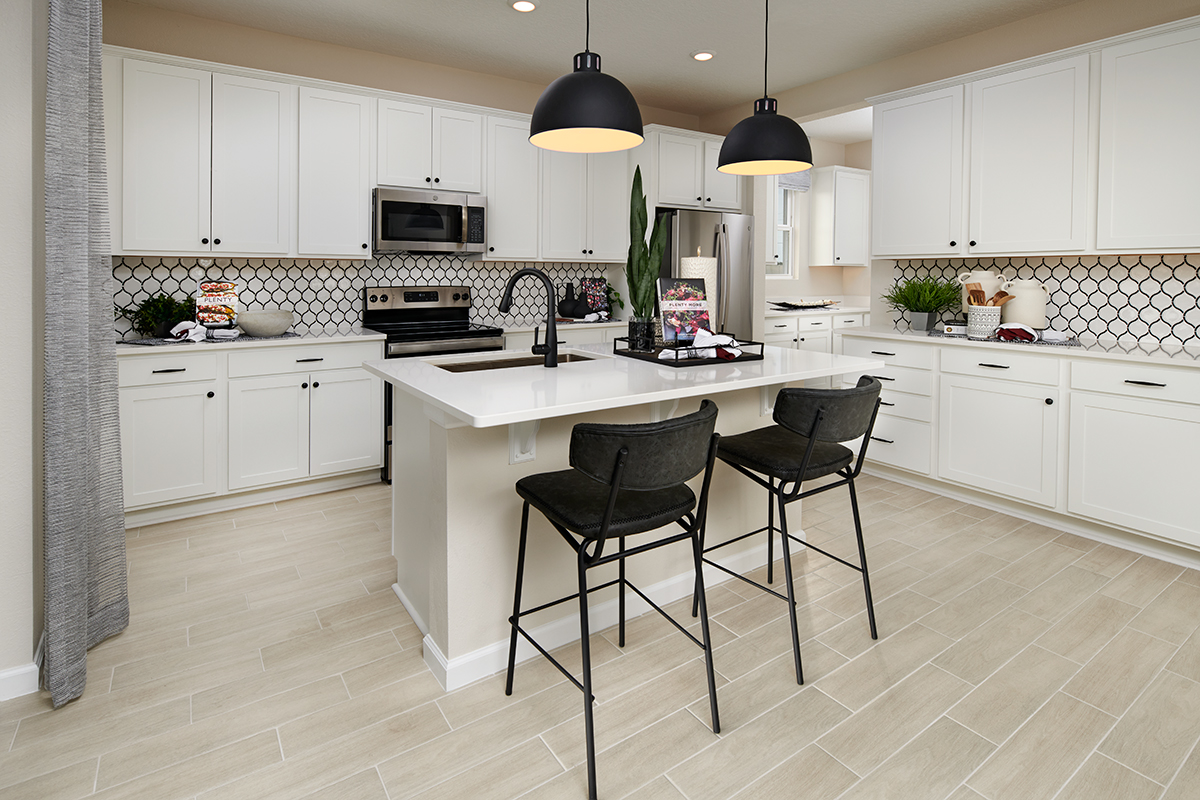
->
[238, 308, 293, 337]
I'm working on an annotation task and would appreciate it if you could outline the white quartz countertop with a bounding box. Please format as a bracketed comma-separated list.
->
[363, 343, 884, 427]
[842, 328, 1200, 368]
[765, 304, 871, 318]
[115, 327, 385, 355]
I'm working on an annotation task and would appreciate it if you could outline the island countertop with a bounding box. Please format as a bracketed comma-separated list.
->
[363, 343, 885, 428]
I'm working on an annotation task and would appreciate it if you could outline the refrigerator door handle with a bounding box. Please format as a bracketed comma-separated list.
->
[717, 223, 732, 332]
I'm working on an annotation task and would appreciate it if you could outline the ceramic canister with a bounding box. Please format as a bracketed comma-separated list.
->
[957, 269, 1012, 314]
[1000, 279, 1050, 329]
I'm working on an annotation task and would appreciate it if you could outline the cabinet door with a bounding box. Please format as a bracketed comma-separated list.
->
[969, 56, 1089, 254]
[938, 374, 1059, 506]
[485, 116, 540, 259]
[1098, 27, 1200, 250]
[228, 374, 310, 490]
[377, 99, 433, 189]
[210, 73, 294, 255]
[872, 86, 964, 257]
[120, 382, 219, 507]
[587, 150, 630, 261]
[1068, 393, 1200, 548]
[309, 369, 382, 476]
[703, 139, 741, 210]
[795, 329, 832, 354]
[832, 169, 870, 265]
[298, 88, 372, 257]
[432, 108, 483, 193]
[656, 133, 704, 208]
[541, 150, 589, 260]
[121, 59, 211, 253]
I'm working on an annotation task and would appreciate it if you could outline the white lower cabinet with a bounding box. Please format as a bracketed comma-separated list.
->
[309, 368, 383, 476]
[1068, 391, 1200, 548]
[938, 374, 1059, 506]
[120, 380, 220, 507]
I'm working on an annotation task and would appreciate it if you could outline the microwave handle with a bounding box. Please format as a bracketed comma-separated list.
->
[461, 206, 469, 244]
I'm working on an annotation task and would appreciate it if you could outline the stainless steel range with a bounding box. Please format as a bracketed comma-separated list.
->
[362, 285, 505, 480]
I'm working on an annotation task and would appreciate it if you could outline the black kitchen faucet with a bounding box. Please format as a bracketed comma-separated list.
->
[498, 267, 561, 368]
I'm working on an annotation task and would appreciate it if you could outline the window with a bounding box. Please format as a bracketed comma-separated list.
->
[767, 181, 793, 278]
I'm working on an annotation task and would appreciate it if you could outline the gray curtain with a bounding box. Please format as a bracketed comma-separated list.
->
[42, 0, 129, 707]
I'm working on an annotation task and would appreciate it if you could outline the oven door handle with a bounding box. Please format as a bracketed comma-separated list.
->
[386, 337, 505, 357]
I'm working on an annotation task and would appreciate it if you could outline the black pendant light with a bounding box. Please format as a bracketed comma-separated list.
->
[718, 0, 812, 176]
[529, 0, 644, 153]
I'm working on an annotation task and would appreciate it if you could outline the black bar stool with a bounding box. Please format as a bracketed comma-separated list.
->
[698, 376, 883, 685]
[505, 400, 722, 800]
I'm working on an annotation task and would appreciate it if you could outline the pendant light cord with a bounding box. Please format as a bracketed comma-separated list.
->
[763, 0, 769, 98]
[585, 0, 591, 53]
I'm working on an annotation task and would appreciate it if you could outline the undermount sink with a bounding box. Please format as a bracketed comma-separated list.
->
[435, 353, 597, 372]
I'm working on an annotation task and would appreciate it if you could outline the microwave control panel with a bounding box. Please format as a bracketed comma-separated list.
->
[466, 207, 486, 244]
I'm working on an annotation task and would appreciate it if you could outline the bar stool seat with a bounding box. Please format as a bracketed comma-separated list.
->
[516, 470, 696, 539]
[717, 427, 854, 482]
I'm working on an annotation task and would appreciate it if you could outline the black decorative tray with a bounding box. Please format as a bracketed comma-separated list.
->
[770, 301, 839, 311]
[612, 337, 765, 367]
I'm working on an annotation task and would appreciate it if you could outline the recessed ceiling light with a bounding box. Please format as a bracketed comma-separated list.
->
[692, 51, 715, 62]
[512, 1, 536, 11]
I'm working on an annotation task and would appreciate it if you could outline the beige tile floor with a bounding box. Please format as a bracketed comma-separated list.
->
[3, 475, 1200, 799]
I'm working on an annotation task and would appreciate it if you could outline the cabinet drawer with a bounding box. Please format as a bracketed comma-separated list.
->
[1071, 360, 1200, 406]
[798, 317, 833, 331]
[833, 314, 864, 329]
[765, 318, 798, 335]
[843, 337, 933, 370]
[118, 353, 218, 387]
[228, 341, 381, 377]
[865, 416, 931, 475]
[845, 364, 932, 396]
[940, 346, 1060, 386]
[877, 389, 933, 423]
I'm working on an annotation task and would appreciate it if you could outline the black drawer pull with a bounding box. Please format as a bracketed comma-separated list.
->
[809, 322, 823, 326]
[870, 375, 896, 381]
[870, 351, 895, 356]
[295, 358, 325, 363]
[880, 401, 895, 407]
[152, 368, 186, 374]
[978, 363, 1010, 369]
[870, 436, 894, 444]
[1124, 379, 1166, 388]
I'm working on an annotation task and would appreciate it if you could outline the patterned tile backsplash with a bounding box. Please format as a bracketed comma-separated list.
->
[891, 254, 1200, 346]
[112, 254, 617, 340]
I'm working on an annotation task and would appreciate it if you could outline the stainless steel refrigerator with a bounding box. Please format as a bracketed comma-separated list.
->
[656, 208, 755, 339]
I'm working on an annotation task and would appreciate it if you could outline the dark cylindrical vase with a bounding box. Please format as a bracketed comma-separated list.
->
[627, 318, 656, 352]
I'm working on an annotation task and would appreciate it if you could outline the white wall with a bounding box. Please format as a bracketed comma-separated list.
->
[0, 0, 43, 699]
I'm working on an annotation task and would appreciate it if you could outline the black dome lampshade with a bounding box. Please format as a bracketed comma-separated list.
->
[528, 1, 644, 153]
[717, 0, 813, 176]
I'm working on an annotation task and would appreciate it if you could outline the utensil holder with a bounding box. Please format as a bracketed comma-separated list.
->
[966, 305, 1002, 339]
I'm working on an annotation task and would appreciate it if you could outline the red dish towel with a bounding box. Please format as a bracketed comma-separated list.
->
[997, 327, 1036, 342]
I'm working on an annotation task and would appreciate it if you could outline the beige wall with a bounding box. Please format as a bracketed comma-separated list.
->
[0, 0, 43, 694]
[702, 0, 1200, 134]
[101, 0, 700, 130]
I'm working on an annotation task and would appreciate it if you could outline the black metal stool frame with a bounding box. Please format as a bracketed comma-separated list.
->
[504, 411, 723, 800]
[695, 388, 882, 686]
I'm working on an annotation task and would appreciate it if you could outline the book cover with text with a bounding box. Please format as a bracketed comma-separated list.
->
[658, 278, 710, 344]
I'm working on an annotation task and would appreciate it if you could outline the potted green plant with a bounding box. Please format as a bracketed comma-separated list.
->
[115, 293, 197, 338]
[881, 276, 960, 331]
[625, 166, 669, 352]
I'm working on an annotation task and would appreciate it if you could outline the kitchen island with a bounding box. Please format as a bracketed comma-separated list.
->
[363, 343, 884, 689]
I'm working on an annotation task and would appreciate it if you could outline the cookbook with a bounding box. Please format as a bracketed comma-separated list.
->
[658, 278, 711, 345]
[197, 281, 238, 328]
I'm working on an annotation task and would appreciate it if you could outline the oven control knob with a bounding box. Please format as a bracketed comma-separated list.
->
[380, 294, 388, 302]
[462, 291, 470, 302]
[369, 294, 378, 303]
[453, 293, 461, 301]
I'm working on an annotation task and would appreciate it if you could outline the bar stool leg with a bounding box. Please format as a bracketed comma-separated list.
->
[618, 534, 627, 647]
[691, 528, 721, 734]
[776, 491, 805, 685]
[766, 477, 776, 585]
[505, 502, 531, 696]
[848, 478, 878, 640]
[577, 553, 598, 800]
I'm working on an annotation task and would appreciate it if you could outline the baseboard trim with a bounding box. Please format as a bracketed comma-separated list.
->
[0, 662, 40, 701]
[864, 465, 1200, 571]
[123, 470, 382, 527]
[391, 582, 429, 637]
[423, 540, 770, 692]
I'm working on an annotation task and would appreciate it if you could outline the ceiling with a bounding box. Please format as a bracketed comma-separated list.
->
[129, 0, 1083, 117]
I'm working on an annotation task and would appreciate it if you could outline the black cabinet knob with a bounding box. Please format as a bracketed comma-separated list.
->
[313, 381, 320, 388]
[201, 237, 209, 245]
[969, 240, 977, 247]
[587, 249, 593, 254]
[696, 196, 702, 201]
[949, 240, 957, 247]
[301, 382, 308, 389]
[835, 257, 841, 261]
[425, 177, 432, 182]
[206, 391, 214, 398]
[582, 249, 587, 254]
[1045, 398, 1054, 405]
[488, 246, 495, 252]
[213, 238, 221, 245]
[361, 243, 368, 250]
[706, 197, 711, 202]
[434, 177, 440, 183]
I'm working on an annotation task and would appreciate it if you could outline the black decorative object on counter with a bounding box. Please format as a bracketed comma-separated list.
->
[626, 318, 656, 352]
[613, 337, 765, 367]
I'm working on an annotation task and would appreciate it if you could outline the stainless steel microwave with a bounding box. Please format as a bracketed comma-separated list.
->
[373, 187, 486, 255]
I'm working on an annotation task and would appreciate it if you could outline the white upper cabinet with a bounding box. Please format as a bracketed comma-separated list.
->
[210, 73, 295, 254]
[703, 140, 741, 210]
[654, 132, 741, 211]
[1097, 26, 1200, 250]
[809, 166, 870, 266]
[297, 87, 372, 258]
[871, 86, 964, 257]
[484, 115, 540, 260]
[968, 55, 1089, 254]
[121, 59, 213, 253]
[377, 99, 483, 193]
[541, 149, 629, 262]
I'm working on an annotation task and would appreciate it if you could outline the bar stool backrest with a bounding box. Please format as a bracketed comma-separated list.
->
[773, 376, 882, 443]
[570, 400, 718, 491]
